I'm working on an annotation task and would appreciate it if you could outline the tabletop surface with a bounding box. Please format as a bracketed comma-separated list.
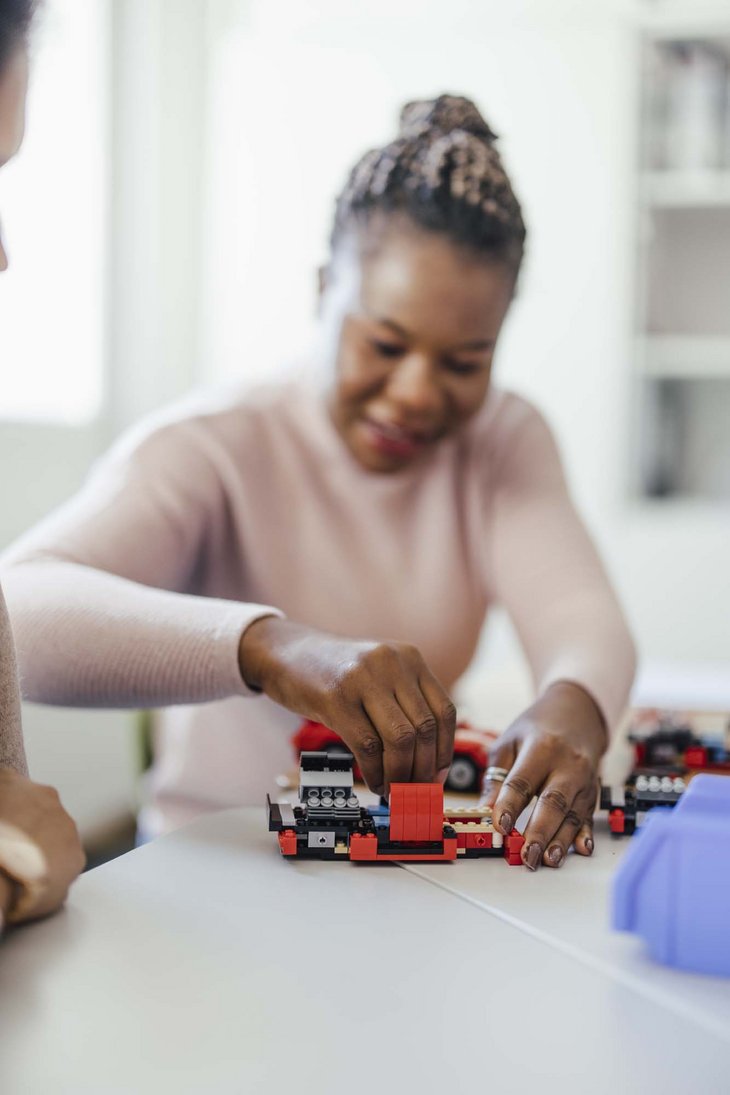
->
[1, 808, 729, 1095]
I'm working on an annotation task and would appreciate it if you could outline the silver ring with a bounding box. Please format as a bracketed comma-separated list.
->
[485, 766, 509, 782]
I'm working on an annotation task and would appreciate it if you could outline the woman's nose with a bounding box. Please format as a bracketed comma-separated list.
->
[386, 353, 442, 416]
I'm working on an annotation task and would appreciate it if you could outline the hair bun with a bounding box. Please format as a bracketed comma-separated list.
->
[398, 95, 498, 144]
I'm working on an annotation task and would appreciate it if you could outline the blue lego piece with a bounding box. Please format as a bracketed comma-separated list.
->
[612, 774, 730, 976]
[367, 802, 391, 831]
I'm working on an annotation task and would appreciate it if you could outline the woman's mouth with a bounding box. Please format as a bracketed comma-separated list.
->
[360, 417, 433, 460]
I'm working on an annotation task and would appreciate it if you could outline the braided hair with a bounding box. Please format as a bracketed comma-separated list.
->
[0, 0, 36, 73]
[332, 94, 526, 275]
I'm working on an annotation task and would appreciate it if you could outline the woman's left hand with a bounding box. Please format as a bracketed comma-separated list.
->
[479, 681, 607, 870]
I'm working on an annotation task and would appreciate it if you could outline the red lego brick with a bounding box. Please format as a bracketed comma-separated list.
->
[504, 829, 525, 866]
[609, 808, 625, 835]
[415, 785, 430, 841]
[465, 831, 492, 850]
[685, 746, 708, 768]
[278, 830, 298, 856]
[349, 833, 378, 860]
[390, 782, 444, 843]
[389, 785, 404, 842]
[428, 784, 444, 840]
[399, 784, 421, 842]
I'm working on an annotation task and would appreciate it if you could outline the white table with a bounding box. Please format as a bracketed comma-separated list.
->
[1, 809, 728, 1095]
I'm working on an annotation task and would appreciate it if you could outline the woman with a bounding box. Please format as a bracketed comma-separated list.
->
[1, 94, 636, 869]
[0, 0, 84, 928]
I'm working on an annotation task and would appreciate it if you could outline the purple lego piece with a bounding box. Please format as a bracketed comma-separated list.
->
[612, 774, 730, 977]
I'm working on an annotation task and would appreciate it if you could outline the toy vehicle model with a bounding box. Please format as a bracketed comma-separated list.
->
[267, 750, 525, 864]
[291, 719, 498, 794]
[601, 716, 730, 835]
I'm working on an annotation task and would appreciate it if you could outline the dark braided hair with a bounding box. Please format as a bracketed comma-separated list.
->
[332, 94, 526, 274]
[0, 0, 36, 74]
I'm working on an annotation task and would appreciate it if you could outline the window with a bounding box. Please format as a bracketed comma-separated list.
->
[0, 0, 109, 422]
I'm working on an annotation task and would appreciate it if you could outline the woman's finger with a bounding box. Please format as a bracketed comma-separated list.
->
[417, 667, 457, 777]
[363, 695, 418, 793]
[396, 686, 440, 783]
[523, 766, 597, 869]
[335, 710, 386, 795]
[478, 738, 518, 808]
[542, 783, 597, 867]
[491, 742, 549, 845]
[572, 782, 598, 857]
[573, 815, 595, 857]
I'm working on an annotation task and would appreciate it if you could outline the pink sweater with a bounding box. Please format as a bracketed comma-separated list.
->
[1, 379, 635, 835]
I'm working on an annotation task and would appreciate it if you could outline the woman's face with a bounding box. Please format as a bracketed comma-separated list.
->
[0, 47, 29, 272]
[322, 216, 515, 473]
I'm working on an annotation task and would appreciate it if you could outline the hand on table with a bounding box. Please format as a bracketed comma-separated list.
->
[479, 681, 606, 870]
[239, 617, 456, 795]
[0, 768, 85, 925]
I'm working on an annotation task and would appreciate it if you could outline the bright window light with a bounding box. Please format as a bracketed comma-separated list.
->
[0, 0, 108, 423]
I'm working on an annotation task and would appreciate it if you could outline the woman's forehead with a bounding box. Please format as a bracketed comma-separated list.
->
[351, 226, 515, 336]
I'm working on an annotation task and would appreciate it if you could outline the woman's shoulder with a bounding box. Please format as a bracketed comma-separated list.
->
[106, 374, 314, 467]
[468, 386, 556, 456]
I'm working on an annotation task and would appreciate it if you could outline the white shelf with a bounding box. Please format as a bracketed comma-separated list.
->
[642, 171, 730, 208]
[640, 335, 730, 379]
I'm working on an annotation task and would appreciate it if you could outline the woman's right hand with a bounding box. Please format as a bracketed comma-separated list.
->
[239, 617, 456, 795]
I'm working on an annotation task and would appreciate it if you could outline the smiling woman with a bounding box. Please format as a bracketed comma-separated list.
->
[0, 94, 636, 870]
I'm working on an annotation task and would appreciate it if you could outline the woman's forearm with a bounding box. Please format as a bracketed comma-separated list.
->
[2, 558, 281, 709]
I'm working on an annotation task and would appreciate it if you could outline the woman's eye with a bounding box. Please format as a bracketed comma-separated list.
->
[371, 340, 404, 359]
[443, 359, 482, 376]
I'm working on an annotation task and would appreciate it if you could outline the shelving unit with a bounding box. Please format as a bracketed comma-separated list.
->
[641, 169, 730, 206]
[639, 336, 730, 378]
[635, 15, 730, 503]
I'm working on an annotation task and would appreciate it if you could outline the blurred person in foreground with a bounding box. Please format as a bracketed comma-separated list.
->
[1, 88, 636, 869]
[0, 0, 84, 930]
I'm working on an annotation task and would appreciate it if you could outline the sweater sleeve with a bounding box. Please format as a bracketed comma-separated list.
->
[0, 583, 28, 775]
[483, 397, 636, 734]
[0, 418, 283, 708]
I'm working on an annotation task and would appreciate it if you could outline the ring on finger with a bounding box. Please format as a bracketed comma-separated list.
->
[485, 766, 509, 782]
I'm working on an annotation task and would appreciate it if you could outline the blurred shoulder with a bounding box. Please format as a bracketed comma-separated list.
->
[467, 386, 558, 461]
[104, 371, 317, 468]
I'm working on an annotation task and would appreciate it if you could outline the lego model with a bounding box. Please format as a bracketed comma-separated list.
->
[612, 774, 730, 976]
[291, 719, 498, 793]
[267, 750, 525, 864]
[601, 716, 730, 835]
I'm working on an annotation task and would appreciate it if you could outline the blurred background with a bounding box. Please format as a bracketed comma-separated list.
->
[0, 0, 728, 854]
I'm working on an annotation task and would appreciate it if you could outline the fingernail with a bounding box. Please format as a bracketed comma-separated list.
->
[525, 842, 542, 871]
[498, 811, 513, 835]
[585, 837, 594, 855]
[547, 845, 564, 868]
[437, 767, 450, 785]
